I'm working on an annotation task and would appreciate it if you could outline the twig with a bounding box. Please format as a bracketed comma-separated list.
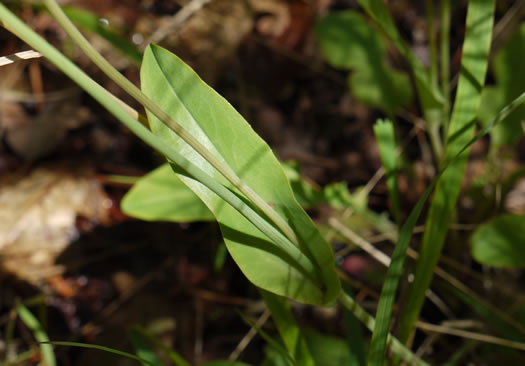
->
[0, 50, 41, 66]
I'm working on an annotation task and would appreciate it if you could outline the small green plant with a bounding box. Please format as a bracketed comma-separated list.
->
[1, 0, 525, 365]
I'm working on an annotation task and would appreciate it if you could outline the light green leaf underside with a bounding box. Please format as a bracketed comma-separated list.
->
[141, 44, 340, 305]
[316, 11, 412, 113]
[121, 163, 214, 222]
[471, 214, 525, 268]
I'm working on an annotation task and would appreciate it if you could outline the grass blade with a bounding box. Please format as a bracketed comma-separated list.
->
[397, 0, 496, 347]
[17, 305, 56, 366]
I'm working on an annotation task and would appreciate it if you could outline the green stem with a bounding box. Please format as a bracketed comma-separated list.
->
[440, 0, 451, 137]
[0, 3, 320, 285]
[43, 0, 299, 247]
[338, 293, 430, 366]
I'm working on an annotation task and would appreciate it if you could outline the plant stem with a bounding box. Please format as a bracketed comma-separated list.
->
[0, 3, 320, 285]
[338, 292, 430, 366]
[440, 0, 451, 137]
[43, 0, 299, 247]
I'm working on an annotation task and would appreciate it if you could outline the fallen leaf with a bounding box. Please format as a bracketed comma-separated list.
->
[0, 164, 110, 284]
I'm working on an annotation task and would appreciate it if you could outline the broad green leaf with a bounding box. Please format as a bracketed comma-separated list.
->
[480, 23, 525, 146]
[316, 11, 412, 113]
[17, 305, 56, 366]
[141, 44, 340, 305]
[471, 214, 525, 268]
[356, 0, 444, 111]
[374, 119, 400, 224]
[121, 163, 214, 222]
[397, 0, 496, 348]
[260, 290, 315, 366]
[128, 327, 163, 366]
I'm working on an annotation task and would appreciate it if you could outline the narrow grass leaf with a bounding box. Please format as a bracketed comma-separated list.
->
[17, 305, 56, 366]
[122, 163, 214, 222]
[141, 44, 340, 305]
[260, 290, 315, 366]
[373, 119, 400, 224]
[398, 0, 496, 346]
[128, 327, 163, 366]
[368, 178, 435, 365]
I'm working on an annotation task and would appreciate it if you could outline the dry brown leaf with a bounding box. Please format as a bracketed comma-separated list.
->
[0, 164, 111, 284]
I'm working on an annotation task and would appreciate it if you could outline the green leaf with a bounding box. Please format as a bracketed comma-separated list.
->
[303, 328, 355, 366]
[398, 0, 496, 348]
[480, 23, 525, 146]
[260, 290, 315, 366]
[141, 44, 340, 305]
[316, 11, 412, 113]
[471, 214, 525, 268]
[121, 163, 214, 222]
[128, 328, 163, 366]
[355, 0, 444, 111]
[373, 119, 400, 224]
[17, 305, 56, 366]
